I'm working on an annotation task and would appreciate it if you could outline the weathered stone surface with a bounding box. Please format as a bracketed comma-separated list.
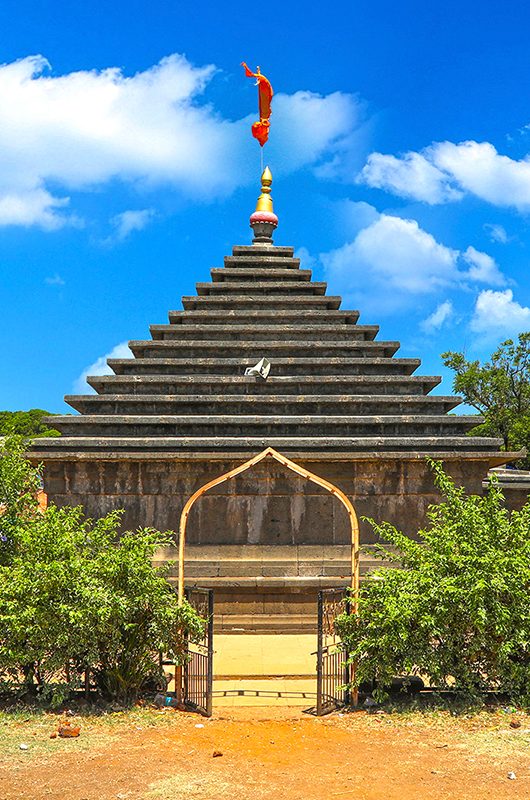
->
[46, 457, 491, 546]
[30, 240, 518, 632]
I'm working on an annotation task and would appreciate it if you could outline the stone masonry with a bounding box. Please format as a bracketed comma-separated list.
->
[30, 216, 517, 632]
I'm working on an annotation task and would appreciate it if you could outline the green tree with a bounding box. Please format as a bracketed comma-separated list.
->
[336, 460, 530, 706]
[0, 439, 204, 704]
[442, 333, 530, 463]
[0, 409, 60, 438]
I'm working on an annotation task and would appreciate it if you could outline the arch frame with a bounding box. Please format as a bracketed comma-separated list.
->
[177, 447, 360, 611]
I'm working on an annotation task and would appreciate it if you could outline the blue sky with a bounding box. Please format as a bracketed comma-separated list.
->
[2, 0, 530, 412]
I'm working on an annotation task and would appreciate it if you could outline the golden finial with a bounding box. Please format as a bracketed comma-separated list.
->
[255, 166, 274, 213]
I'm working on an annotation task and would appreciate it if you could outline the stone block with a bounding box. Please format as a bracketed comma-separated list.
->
[67, 462, 103, 495]
[101, 462, 141, 495]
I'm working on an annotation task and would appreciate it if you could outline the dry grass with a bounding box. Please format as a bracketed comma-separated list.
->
[0, 706, 183, 763]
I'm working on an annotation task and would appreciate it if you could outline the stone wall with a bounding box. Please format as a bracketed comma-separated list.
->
[44, 456, 491, 544]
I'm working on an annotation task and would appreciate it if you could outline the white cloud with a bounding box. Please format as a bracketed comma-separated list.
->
[0, 188, 69, 229]
[420, 300, 453, 333]
[0, 54, 365, 229]
[73, 341, 132, 393]
[108, 208, 155, 243]
[321, 213, 504, 312]
[270, 91, 363, 176]
[484, 223, 509, 244]
[461, 246, 505, 286]
[360, 139, 530, 212]
[433, 141, 530, 209]
[360, 151, 462, 204]
[44, 273, 65, 286]
[470, 289, 530, 337]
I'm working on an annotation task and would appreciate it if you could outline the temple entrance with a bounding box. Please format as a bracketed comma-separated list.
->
[176, 448, 359, 715]
[179, 586, 351, 716]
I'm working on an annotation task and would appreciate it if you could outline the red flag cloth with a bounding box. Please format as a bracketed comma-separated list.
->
[242, 63, 273, 147]
[251, 120, 270, 147]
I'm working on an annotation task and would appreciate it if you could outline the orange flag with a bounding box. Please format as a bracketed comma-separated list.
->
[241, 63, 273, 147]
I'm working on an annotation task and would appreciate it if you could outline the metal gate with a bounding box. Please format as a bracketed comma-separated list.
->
[183, 587, 214, 717]
[316, 588, 351, 716]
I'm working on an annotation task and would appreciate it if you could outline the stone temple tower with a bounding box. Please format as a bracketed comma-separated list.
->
[31, 170, 514, 632]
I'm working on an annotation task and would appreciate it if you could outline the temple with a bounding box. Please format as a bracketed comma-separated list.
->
[30, 169, 516, 634]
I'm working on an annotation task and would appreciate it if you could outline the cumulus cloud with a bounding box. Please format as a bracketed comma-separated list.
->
[461, 246, 505, 286]
[0, 54, 365, 229]
[321, 211, 505, 312]
[360, 139, 530, 211]
[73, 341, 132, 393]
[359, 151, 462, 204]
[470, 289, 530, 337]
[420, 300, 453, 333]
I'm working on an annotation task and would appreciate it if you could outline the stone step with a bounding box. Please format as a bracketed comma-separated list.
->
[168, 562, 380, 580]
[213, 615, 317, 634]
[66, 394, 461, 416]
[149, 324, 379, 342]
[232, 245, 295, 258]
[167, 309, 360, 325]
[156, 543, 369, 562]
[88, 374, 440, 395]
[181, 295, 341, 310]
[224, 255, 300, 269]
[210, 268, 312, 282]
[106, 356, 422, 377]
[50, 414, 482, 437]
[195, 281, 328, 296]
[31, 434, 505, 458]
[128, 339, 400, 359]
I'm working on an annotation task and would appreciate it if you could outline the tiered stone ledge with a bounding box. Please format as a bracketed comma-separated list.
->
[87, 374, 441, 395]
[30, 435, 513, 463]
[181, 295, 342, 310]
[105, 357, 424, 377]
[210, 268, 313, 281]
[65, 394, 462, 416]
[167, 309, 361, 324]
[194, 280, 328, 295]
[127, 340, 401, 358]
[149, 324, 380, 342]
[44, 414, 485, 437]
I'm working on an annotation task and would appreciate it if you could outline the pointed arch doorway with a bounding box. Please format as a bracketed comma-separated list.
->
[175, 447, 360, 715]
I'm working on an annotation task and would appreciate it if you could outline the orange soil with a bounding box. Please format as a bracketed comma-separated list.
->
[1, 707, 529, 800]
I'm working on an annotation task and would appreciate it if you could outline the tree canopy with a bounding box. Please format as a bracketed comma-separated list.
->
[442, 332, 530, 465]
[0, 409, 60, 439]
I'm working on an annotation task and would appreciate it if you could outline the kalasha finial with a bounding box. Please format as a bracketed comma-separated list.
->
[250, 166, 278, 245]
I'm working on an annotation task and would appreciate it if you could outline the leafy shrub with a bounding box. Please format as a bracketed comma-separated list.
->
[336, 460, 530, 706]
[0, 439, 205, 704]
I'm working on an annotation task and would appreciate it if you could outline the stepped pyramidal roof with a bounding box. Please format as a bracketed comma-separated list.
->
[32, 169, 512, 465]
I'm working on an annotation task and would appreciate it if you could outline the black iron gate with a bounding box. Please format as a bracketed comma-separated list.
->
[183, 587, 214, 717]
[316, 588, 350, 716]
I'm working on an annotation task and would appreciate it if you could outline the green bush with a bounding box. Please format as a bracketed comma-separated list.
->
[336, 460, 530, 706]
[0, 439, 205, 704]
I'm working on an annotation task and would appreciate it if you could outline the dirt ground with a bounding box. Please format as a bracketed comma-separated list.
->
[1, 705, 529, 800]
